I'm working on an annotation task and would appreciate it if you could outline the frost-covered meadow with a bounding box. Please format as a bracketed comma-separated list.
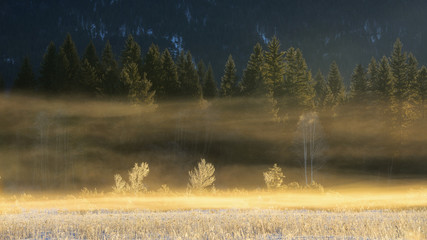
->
[0, 208, 425, 239]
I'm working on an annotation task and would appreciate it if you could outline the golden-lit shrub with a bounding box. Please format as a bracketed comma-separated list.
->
[263, 164, 285, 189]
[188, 159, 216, 191]
[112, 162, 150, 194]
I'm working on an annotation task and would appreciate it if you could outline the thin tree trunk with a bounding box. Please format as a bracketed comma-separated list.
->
[310, 118, 316, 184]
[303, 124, 308, 185]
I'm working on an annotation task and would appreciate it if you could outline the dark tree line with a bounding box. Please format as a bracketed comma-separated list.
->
[10, 34, 218, 103]
[7, 34, 427, 122]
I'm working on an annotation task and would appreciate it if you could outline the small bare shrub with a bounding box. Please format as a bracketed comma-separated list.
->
[263, 164, 285, 189]
[128, 162, 150, 193]
[113, 174, 128, 193]
[112, 162, 149, 194]
[157, 184, 170, 194]
[188, 159, 215, 191]
[287, 182, 301, 190]
[80, 187, 101, 197]
[304, 181, 324, 192]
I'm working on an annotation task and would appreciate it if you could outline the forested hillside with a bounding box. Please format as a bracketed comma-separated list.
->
[2, 0, 427, 86]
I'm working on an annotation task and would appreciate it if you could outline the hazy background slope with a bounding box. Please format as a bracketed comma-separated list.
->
[2, 0, 427, 86]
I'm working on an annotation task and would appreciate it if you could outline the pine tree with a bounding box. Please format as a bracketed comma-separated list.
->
[390, 52, 420, 128]
[82, 40, 99, 68]
[185, 51, 202, 98]
[284, 47, 298, 94]
[203, 64, 218, 99]
[197, 60, 207, 86]
[60, 33, 81, 91]
[293, 49, 315, 110]
[370, 56, 394, 175]
[374, 56, 394, 100]
[137, 72, 155, 105]
[143, 43, 162, 95]
[406, 53, 420, 102]
[100, 41, 121, 96]
[55, 48, 70, 92]
[80, 58, 100, 94]
[388, 42, 420, 132]
[349, 64, 368, 101]
[241, 42, 265, 96]
[263, 36, 287, 120]
[121, 34, 142, 70]
[176, 51, 186, 94]
[390, 38, 407, 101]
[388, 40, 416, 175]
[282, 47, 314, 110]
[177, 51, 202, 99]
[220, 54, 238, 97]
[264, 36, 285, 98]
[367, 57, 378, 92]
[417, 66, 427, 118]
[81, 40, 100, 94]
[0, 75, 5, 91]
[14, 56, 35, 91]
[39, 42, 57, 92]
[120, 62, 154, 104]
[326, 61, 345, 107]
[160, 48, 179, 98]
[313, 70, 329, 108]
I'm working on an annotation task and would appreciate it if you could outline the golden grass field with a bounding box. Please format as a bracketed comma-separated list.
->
[0, 186, 426, 239]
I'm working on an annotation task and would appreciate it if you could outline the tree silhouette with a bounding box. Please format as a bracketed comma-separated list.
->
[325, 61, 345, 108]
[241, 43, 265, 96]
[120, 62, 154, 105]
[100, 41, 122, 96]
[203, 64, 218, 99]
[160, 48, 179, 98]
[14, 56, 35, 91]
[143, 43, 162, 95]
[417, 66, 427, 119]
[121, 34, 142, 70]
[264, 36, 285, 98]
[0, 75, 4, 91]
[39, 42, 57, 92]
[349, 64, 368, 102]
[177, 51, 201, 99]
[60, 33, 81, 91]
[314, 70, 329, 109]
[220, 54, 237, 97]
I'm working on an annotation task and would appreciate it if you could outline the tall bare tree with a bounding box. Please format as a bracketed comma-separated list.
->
[294, 112, 327, 185]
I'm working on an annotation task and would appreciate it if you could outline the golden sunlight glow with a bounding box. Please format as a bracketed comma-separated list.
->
[1, 185, 426, 213]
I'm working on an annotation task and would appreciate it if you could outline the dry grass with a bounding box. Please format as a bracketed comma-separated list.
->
[0, 208, 425, 239]
[1, 186, 425, 239]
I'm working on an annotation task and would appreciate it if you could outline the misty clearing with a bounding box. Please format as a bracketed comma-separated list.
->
[1, 93, 427, 239]
[3, 1, 427, 239]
